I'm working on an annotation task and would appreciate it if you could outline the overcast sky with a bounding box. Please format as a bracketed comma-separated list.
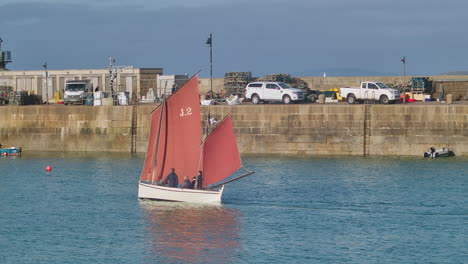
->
[1, 0, 467, 77]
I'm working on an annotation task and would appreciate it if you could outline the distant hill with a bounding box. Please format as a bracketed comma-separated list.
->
[439, 71, 468, 75]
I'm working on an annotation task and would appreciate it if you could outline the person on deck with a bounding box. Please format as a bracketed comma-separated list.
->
[191, 177, 197, 188]
[180, 176, 193, 189]
[163, 168, 179, 187]
[195, 171, 203, 190]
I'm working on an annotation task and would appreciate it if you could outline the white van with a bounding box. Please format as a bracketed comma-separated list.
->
[245, 82, 304, 104]
[63, 80, 93, 105]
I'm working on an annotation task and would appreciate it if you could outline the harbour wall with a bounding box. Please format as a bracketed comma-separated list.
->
[1, 104, 467, 156]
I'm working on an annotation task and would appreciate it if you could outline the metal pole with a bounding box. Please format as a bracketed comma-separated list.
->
[403, 56, 406, 86]
[43, 62, 48, 104]
[401, 56, 406, 103]
[0, 38, 2, 70]
[209, 33, 213, 100]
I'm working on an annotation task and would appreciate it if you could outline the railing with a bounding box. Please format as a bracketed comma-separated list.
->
[364, 90, 376, 104]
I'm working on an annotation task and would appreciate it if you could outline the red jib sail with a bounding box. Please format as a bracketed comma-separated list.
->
[140, 76, 202, 184]
[202, 115, 242, 187]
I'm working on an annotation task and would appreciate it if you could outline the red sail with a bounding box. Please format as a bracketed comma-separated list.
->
[202, 116, 242, 187]
[139, 105, 164, 182]
[140, 76, 202, 184]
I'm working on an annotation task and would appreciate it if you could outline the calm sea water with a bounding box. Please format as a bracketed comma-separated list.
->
[0, 152, 466, 264]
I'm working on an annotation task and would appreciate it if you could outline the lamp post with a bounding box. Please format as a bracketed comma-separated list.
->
[401, 56, 406, 103]
[206, 33, 213, 100]
[401, 56, 406, 86]
[42, 62, 48, 104]
[0, 38, 3, 70]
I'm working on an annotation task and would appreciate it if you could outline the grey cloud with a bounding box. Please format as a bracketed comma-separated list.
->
[1, 0, 468, 76]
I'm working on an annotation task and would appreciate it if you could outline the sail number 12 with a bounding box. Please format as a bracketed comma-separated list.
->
[179, 107, 192, 117]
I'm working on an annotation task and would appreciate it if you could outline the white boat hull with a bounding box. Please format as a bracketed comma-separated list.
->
[424, 147, 452, 158]
[138, 182, 224, 203]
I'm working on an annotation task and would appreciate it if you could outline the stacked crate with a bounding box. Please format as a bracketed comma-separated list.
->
[259, 73, 309, 89]
[411, 77, 432, 93]
[223, 72, 252, 96]
[0, 86, 12, 104]
[8, 91, 31, 105]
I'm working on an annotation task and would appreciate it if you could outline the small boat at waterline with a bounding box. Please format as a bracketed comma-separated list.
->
[138, 75, 254, 203]
[424, 147, 453, 158]
[0, 146, 21, 156]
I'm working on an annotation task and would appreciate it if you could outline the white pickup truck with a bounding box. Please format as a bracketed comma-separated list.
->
[340, 81, 400, 104]
[245, 82, 304, 104]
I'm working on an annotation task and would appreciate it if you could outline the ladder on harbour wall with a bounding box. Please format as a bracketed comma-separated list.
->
[131, 105, 138, 154]
[363, 104, 371, 156]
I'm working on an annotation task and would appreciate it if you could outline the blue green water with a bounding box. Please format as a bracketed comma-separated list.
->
[0, 153, 466, 264]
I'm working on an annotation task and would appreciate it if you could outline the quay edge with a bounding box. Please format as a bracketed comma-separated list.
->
[0, 103, 467, 156]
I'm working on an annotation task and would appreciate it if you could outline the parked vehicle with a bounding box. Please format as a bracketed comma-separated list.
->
[340, 82, 400, 104]
[245, 82, 304, 104]
[63, 80, 93, 105]
[0, 144, 21, 156]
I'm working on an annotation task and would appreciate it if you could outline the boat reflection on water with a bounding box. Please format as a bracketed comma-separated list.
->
[140, 201, 241, 263]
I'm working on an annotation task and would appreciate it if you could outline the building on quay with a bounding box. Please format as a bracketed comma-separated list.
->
[0, 68, 163, 103]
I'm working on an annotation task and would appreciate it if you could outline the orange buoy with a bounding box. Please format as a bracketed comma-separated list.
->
[46, 166, 52, 172]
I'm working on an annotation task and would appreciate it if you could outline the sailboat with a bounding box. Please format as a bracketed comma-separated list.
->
[138, 75, 254, 203]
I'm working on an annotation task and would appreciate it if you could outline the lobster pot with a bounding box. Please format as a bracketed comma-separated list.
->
[224, 72, 252, 96]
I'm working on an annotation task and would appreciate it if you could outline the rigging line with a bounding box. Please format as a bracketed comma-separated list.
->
[204, 109, 211, 140]
[198, 109, 211, 186]
[198, 110, 208, 172]
[200, 113, 231, 145]
[197, 142, 204, 173]
[241, 166, 253, 174]
[209, 171, 256, 190]
[195, 109, 211, 186]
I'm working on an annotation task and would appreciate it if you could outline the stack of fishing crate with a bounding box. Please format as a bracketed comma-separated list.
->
[258, 73, 309, 89]
[411, 77, 432, 93]
[223, 72, 252, 96]
[8, 91, 32, 105]
[411, 77, 433, 101]
[8, 91, 23, 105]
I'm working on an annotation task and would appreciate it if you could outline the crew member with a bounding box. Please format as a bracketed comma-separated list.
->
[195, 171, 203, 189]
[163, 168, 179, 187]
[180, 176, 193, 189]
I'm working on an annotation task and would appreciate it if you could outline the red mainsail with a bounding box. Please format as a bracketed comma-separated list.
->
[140, 76, 202, 184]
[201, 116, 242, 187]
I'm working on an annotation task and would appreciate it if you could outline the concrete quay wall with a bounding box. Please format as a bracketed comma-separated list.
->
[1, 104, 467, 156]
[212, 104, 468, 156]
